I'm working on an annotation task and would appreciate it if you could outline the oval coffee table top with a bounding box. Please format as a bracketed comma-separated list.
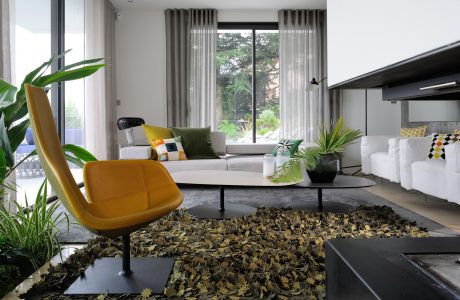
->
[296, 175, 376, 189]
[171, 170, 302, 187]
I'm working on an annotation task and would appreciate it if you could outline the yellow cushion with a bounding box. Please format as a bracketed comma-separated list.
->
[455, 129, 460, 135]
[400, 125, 427, 138]
[142, 124, 173, 160]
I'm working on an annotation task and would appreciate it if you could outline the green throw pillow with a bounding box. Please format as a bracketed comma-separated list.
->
[170, 127, 219, 160]
[272, 139, 303, 157]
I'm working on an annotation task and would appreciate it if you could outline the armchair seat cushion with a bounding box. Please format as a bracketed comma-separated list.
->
[411, 159, 447, 199]
[370, 152, 399, 182]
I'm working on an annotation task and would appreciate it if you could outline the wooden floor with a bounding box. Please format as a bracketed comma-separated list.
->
[365, 176, 460, 234]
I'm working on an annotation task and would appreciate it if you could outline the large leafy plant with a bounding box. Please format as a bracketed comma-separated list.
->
[272, 117, 362, 183]
[0, 50, 103, 192]
[298, 116, 362, 170]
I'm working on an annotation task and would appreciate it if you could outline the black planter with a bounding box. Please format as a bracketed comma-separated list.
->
[307, 153, 339, 183]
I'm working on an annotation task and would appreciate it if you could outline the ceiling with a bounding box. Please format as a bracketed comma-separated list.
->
[110, 0, 327, 10]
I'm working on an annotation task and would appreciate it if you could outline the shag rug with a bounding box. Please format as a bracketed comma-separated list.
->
[25, 206, 428, 299]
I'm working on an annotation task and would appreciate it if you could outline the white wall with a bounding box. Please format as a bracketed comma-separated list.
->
[327, 0, 460, 87]
[115, 10, 167, 144]
[115, 9, 278, 144]
[342, 89, 401, 168]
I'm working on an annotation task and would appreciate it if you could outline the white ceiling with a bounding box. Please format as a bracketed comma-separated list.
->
[110, 0, 327, 10]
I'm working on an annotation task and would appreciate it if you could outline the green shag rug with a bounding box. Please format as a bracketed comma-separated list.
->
[23, 206, 429, 299]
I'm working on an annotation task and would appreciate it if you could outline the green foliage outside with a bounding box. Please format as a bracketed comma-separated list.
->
[217, 31, 280, 140]
[65, 100, 83, 129]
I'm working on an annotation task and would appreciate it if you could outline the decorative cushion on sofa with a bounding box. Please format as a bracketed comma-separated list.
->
[170, 127, 219, 159]
[142, 124, 173, 160]
[455, 129, 460, 135]
[153, 137, 187, 161]
[272, 139, 303, 157]
[428, 133, 460, 160]
[400, 125, 427, 137]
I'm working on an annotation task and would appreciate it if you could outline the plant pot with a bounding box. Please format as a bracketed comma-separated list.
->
[307, 153, 339, 183]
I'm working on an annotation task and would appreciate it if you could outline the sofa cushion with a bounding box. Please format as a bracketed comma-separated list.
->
[226, 143, 276, 155]
[162, 158, 227, 173]
[370, 152, 399, 183]
[428, 133, 460, 160]
[141, 124, 173, 160]
[411, 159, 447, 199]
[153, 137, 187, 161]
[210, 131, 226, 155]
[400, 125, 427, 138]
[170, 127, 219, 160]
[227, 155, 264, 173]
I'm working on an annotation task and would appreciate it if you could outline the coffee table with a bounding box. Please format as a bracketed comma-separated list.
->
[171, 170, 301, 219]
[295, 175, 376, 213]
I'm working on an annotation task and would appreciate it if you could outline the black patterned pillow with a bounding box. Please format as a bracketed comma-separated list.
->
[428, 133, 460, 160]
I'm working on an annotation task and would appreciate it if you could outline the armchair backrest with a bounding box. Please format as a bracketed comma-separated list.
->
[25, 84, 87, 221]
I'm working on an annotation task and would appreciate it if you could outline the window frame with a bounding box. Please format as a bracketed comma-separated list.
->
[217, 22, 279, 143]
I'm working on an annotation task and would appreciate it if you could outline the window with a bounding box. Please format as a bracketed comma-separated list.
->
[13, 0, 85, 205]
[216, 23, 280, 144]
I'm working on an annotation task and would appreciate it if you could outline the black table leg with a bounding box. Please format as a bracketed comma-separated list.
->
[188, 186, 257, 220]
[219, 186, 225, 212]
[318, 188, 323, 212]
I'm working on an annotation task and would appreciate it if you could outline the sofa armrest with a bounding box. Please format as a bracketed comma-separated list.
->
[119, 146, 152, 160]
[446, 142, 460, 173]
[399, 137, 432, 189]
[360, 136, 395, 174]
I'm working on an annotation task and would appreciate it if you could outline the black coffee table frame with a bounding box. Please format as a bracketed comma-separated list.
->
[294, 175, 376, 213]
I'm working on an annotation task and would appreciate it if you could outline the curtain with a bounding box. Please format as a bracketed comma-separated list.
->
[84, 0, 117, 160]
[0, 0, 11, 81]
[0, 0, 14, 210]
[279, 10, 341, 142]
[165, 9, 190, 127]
[189, 9, 217, 129]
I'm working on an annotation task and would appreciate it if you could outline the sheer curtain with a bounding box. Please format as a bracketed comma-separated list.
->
[279, 10, 338, 142]
[84, 0, 117, 160]
[188, 9, 217, 129]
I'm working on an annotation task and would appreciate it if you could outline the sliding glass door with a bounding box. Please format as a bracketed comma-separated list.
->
[216, 23, 280, 144]
[13, 0, 85, 205]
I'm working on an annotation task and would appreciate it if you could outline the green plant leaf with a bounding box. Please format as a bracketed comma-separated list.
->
[0, 148, 6, 183]
[59, 58, 104, 72]
[0, 80, 17, 108]
[33, 64, 105, 87]
[63, 144, 97, 163]
[0, 115, 14, 167]
[7, 119, 30, 153]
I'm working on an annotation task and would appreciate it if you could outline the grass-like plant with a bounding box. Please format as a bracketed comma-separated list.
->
[0, 180, 68, 269]
[298, 116, 362, 170]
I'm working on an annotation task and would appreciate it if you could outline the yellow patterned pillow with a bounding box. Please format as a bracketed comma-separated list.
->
[455, 129, 460, 135]
[400, 126, 427, 138]
[153, 137, 187, 161]
[142, 124, 173, 160]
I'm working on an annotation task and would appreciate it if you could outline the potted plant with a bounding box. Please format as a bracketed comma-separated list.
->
[298, 116, 362, 183]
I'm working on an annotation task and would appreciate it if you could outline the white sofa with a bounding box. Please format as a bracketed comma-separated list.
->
[362, 135, 460, 204]
[361, 135, 401, 183]
[119, 132, 278, 173]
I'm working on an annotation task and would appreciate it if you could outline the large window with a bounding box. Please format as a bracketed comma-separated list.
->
[216, 23, 280, 144]
[13, 0, 85, 205]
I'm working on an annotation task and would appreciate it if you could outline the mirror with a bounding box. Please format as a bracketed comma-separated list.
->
[409, 100, 460, 122]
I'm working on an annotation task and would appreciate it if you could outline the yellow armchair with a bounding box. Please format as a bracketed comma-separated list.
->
[25, 84, 183, 295]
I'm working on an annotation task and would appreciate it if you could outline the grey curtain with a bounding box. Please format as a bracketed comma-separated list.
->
[279, 10, 341, 142]
[0, 0, 11, 81]
[189, 9, 217, 129]
[104, 0, 117, 159]
[165, 9, 191, 127]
